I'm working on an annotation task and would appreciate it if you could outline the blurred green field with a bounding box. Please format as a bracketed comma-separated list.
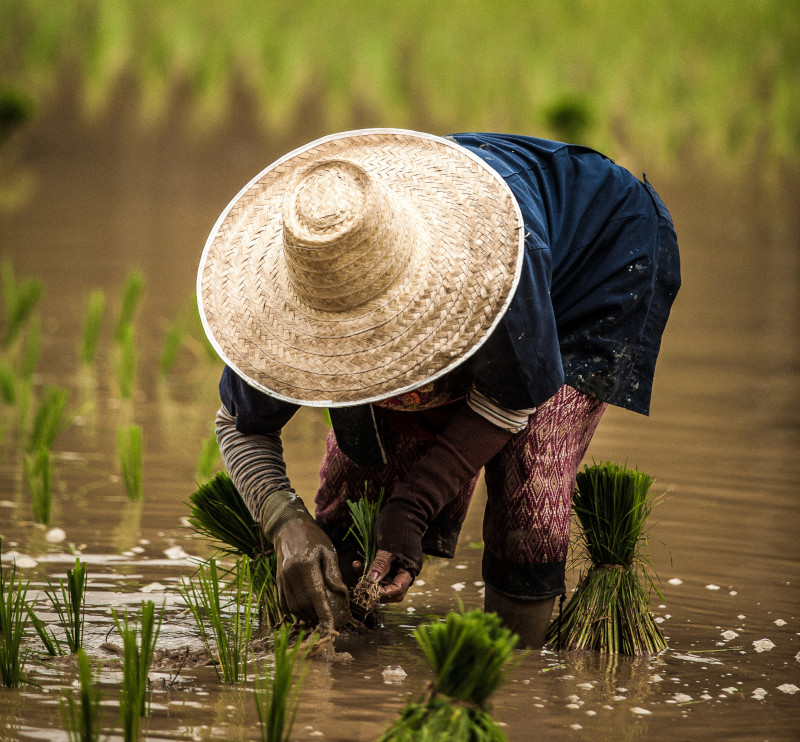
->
[1, 0, 798, 168]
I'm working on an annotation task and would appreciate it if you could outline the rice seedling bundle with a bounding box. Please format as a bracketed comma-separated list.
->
[545, 461, 667, 655]
[187, 472, 282, 628]
[379, 609, 517, 741]
[346, 490, 383, 617]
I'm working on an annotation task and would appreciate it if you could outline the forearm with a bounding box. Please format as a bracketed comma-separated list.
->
[215, 405, 294, 522]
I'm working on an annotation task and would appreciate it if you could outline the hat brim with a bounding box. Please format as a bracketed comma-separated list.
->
[197, 129, 524, 407]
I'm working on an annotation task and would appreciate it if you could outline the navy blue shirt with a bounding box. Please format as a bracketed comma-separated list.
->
[454, 132, 680, 413]
[220, 133, 680, 464]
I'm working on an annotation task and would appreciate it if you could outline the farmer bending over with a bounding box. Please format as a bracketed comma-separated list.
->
[197, 130, 680, 647]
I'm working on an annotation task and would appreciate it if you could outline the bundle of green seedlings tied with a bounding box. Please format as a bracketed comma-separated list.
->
[346, 488, 384, 619]
[187, 471, 282, 629]
[545, 461, 667, 655]
[380, 608, 517, 742]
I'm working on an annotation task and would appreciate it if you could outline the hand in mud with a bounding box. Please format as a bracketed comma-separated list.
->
[364, 549, 414, 603]
[272, 517, 352, 631]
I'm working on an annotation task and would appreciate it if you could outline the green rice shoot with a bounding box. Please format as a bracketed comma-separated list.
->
[195, 428, 221, 483]
[158, 320, 184, 377]
[545, 461, 667, 655]
[113, 270, 145, 343]
[379, 608, 517, 741]
[346, 487, 384, 616]
[116, 425, 143, 501]
[44, 558, 89, 654]
[113, 323, 137, 399]
[188, 472, 264, 557]
[1, 259, 44, 349]
[0, 360, 16, 404]
[24, 446, 52, 524]
[0, 539, 33, 688]
[111, 600, 163, 740]
[27, 384, 70, 452]
[254, 625, 314, 742]
[60, 648, 106, 742]
[79, 289, 107, 365]
[28, 605, 63, 656]
[20, 313, 41, 379]
[180, 557, 259, 684]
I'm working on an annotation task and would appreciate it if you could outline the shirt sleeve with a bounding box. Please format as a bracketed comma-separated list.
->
[215, 405, 294, 522]
[466, 387, 535, 434]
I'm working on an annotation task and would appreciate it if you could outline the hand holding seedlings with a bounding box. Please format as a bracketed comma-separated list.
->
[364, 550, 413, 603]
[259, 491, 351, 632]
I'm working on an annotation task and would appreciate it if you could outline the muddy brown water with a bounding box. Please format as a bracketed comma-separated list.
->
[1, 94, 799, 740]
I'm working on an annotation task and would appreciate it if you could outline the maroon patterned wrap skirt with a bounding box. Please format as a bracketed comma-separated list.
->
[314, 385, 606, 599]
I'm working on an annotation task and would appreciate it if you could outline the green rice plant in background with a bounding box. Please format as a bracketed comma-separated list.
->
[1, 259, 44, 348]
[545, 462, 667, 655]
[379, 608, 518, 741]
[187, 472, 282, 628]
[113, 270, 145, 343]
[3, 3, 800, 168]
[60, 648, 107, 742]
[0, 360, 16, 404]
[44, 558, 89, 653]
[254, 625, 313, 742]
[180, 557, 259, 684]
[79, 289, 107, 365]
[195, 428, 221, 482]
[113, 323, 137, 399]
[20, 313, 41, 379]
[27, 384, 70, 452]
[0, 85, 35, 145]
[111, 600, 163, 741]
[158, 320, 184, 378]
[116, 425, 143, 501]
[0, 539, 33, 687]
[23, 446, 52, 524]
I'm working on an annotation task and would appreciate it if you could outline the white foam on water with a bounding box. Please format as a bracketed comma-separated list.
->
[752, 638, 775, 652]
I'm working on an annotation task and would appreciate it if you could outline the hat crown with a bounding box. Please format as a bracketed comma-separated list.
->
[281, 159, 419, 312]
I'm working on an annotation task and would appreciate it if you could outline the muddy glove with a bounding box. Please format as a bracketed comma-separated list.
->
[259, 491, 351, 630]
[372, 402, 514, 596]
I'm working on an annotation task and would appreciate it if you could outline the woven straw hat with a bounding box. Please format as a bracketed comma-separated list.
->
[197, 129, 524, 407]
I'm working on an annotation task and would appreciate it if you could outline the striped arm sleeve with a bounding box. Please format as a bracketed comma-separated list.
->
[466, 387, 536, 434]
[215, 405, 295, 522]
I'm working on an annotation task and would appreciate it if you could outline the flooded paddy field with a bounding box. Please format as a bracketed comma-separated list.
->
[1, 96, 799, 740]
